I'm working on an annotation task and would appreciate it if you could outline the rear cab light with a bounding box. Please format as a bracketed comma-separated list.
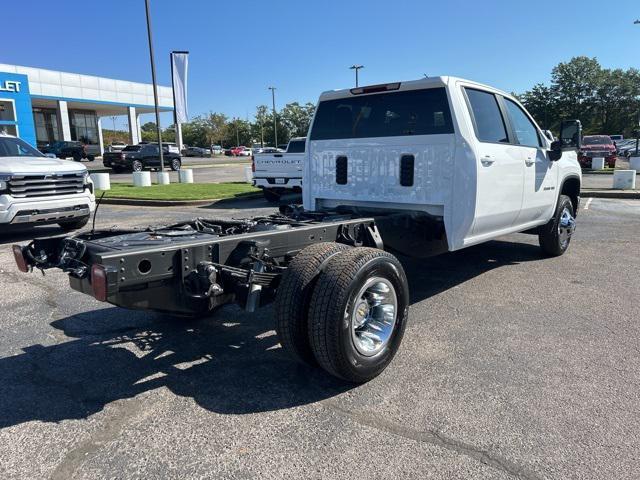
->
[350, 82, 401, 95]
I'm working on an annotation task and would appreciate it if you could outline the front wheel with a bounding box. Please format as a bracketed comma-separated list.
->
[132, 160, 143, 172]
[538, 194, 575, 257]
[170, 158, 181, 171]
[308, 247, 409, 383]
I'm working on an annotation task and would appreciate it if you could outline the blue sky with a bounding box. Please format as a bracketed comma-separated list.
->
[3, 0, 640, 129]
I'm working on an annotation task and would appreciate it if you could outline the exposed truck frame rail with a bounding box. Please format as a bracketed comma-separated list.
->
[14, 210, 383, 315]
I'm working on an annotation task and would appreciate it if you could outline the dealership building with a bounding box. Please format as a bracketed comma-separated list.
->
[0, 63, 175, 154]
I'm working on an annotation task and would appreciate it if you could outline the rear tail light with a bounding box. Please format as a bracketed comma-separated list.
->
[120, 153, 125, 160]
[12, 245, 29, 273]
[91, 264, 109, 302]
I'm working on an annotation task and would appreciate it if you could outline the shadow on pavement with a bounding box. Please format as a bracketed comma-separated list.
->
[400, 238, 544, 303]
[0, 238, 544, 428]
[0, 225, 67, 244]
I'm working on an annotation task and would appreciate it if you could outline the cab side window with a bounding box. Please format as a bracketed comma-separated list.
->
[504, 99, 540, 148]
[465, 88, 508, 144]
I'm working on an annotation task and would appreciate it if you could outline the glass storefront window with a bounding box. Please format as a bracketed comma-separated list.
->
[0, 100, 16, 122]
[70, 110, 98, 145]
[33, 108, 60, 147]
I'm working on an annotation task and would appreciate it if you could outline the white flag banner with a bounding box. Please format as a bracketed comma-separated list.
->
[171, 52, 189, 124]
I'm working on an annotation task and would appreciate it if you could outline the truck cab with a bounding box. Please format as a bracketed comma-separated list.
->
[304, 76, 581, 252]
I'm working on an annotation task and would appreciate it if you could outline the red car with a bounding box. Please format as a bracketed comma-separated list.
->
[230, 146, 252, 157]
[578, 135, 617, 168]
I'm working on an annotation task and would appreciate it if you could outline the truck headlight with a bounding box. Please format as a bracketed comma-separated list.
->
[0, 173, 11, 193]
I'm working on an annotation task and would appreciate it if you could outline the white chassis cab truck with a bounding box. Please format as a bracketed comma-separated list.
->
[252, 137, 306, 202]
[1, 133, 95, 231]
[13, 77, 581, 383]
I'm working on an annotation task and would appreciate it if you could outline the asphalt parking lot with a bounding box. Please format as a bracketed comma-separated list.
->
[1, 197, 639, 479]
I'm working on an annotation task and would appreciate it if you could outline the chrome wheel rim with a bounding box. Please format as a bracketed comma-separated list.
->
[172, 159, 180, 170]
[558, 206, 575, 249]
[133, 162, 142, 172]
[350, 277, 397, 356]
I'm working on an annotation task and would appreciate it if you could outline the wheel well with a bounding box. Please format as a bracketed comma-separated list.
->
[561, 176, 581, 213]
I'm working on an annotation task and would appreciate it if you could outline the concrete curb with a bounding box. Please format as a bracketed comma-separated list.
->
[581, 189, 640, 199]
[99, 193, 262, 207]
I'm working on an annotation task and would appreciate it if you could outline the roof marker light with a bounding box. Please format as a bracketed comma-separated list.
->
[350, 82, 401, 95]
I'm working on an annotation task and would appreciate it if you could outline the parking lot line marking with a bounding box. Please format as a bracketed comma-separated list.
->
[584, 198, 593, 210]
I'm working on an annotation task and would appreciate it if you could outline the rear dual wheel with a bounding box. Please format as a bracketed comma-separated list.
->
[275, 244, 409, 383]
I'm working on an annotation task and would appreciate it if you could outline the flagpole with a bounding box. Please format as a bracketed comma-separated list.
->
[144, 0, 164, 170]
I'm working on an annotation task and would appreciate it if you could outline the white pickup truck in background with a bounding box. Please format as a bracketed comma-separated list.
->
[252, 137, 305, 202]
[0, 133, 95, 231]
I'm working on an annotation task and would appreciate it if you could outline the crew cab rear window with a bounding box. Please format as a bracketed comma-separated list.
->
[310, 87, 454, 140]
[287, 140, 305, 153]
[123, 145, 142, 151]
[465, 88, 508, 143]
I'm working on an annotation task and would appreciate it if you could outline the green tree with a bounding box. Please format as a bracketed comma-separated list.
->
[223, 118, 252, 146]
[280, 102, 316, 138]
[551, 56, 602, 133]
[253, 105, 269, 147]
[140, 122, 157, 132]
[203, 112, 228, 147]
[519, 83, 557, 130]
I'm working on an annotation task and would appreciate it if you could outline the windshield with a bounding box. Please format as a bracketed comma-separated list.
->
[582, 136, 612, 146]
[123, 145, 142, 151]
[310, 87, 454, 140]
[0, 137, 45, 157]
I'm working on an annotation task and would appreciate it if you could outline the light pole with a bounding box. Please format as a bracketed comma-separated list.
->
[144, 0, 164, 170]
[349, 64, 364, 87]
[635, 20, 640, 154]
[268, 86, 277, 147]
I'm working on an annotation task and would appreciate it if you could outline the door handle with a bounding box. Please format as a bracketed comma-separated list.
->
[481, 156, 495, 166]
[525, 157, 534, 167]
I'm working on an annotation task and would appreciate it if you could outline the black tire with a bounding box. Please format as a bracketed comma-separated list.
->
[539, 194, 575, 257]
[132, 160, 143, 172]
[72, 153, 82, 162]
[87, 155, 95, 161]
[170, 158, 181, 171]
[274, 242, 351, 366]
[308, 247, 409, 383]
[263, 188, 281, 203]
[58, 216, 89, 232]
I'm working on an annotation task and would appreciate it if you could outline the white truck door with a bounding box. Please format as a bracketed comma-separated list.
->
[464, 88, 523, 236]
[502, 98, 558, 225]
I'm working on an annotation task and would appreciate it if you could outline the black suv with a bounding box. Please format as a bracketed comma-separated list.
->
[103, 144, 182, 172]
[40, 141, 96, 161]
